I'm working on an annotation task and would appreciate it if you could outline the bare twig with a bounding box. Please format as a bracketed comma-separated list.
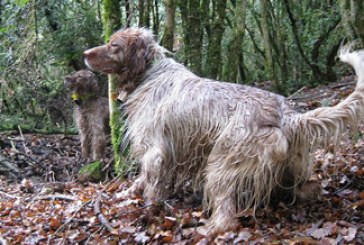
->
[163, 200, 174, 212]
[84, 227, 103, 245]
[17, 125, 31, 154]
[94, 193, 117, 234]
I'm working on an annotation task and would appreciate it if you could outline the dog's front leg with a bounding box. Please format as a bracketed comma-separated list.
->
[90, 116, 107, 161]
[118, 146, 172, 202]
[141, 146, 172, 202]
[77, 113, 92, 161]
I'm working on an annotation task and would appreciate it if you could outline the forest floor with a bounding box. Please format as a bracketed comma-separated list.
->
[0, 77, 364, 244]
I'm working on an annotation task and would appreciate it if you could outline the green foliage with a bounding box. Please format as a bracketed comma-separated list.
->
[14, 0, 29, 7]
[0, 0, 103, 134]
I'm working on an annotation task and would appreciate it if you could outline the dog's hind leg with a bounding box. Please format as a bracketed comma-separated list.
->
[202, 153, 240, 235]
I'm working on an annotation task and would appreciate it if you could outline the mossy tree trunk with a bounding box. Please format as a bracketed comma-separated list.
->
[234, 0, 247, 83]
[339, 0, 364, 45]
[178, 0, 203, 75]
[259, 0, 276, 86]
[206, 0, 227, 79]
[102, 0, 124, 173]
[339, 0, 356, 40]
[178, 0, 190, 65]
[188, 0, 203, 75]
[274, 1, 288, 86]
[162, 0, 176, 51]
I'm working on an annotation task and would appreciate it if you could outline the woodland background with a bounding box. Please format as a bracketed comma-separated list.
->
[1, 0, 364, 133]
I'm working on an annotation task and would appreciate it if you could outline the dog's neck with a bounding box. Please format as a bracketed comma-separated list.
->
[116, 55, 166, 102]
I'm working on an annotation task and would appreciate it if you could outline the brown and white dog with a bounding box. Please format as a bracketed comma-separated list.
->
[84, 28, 364, 234]
[64, 70, 110, 162]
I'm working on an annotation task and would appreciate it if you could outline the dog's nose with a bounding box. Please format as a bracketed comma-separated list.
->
[83, 49, 95, 59]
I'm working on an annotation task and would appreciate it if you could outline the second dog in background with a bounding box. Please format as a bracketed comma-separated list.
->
[64, 70, 110, 162]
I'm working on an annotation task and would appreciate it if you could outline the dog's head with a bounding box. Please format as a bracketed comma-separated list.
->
[84, 28, 160, 78]
[64, 70, 100, 105]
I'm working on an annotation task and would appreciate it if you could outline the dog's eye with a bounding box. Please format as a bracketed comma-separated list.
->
[111, 43, 119, 48]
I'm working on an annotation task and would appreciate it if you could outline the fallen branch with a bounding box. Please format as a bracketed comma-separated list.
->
[328, 80, 356, 89]
[287, 86, 307, 99]
[0, 191, 18, 200]
[35, 194, 78, 201]
[94, 193, 117, 234]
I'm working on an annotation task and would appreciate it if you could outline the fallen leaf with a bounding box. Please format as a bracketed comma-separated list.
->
[343, 227, 357, 242]
[134, 231, 150, 244]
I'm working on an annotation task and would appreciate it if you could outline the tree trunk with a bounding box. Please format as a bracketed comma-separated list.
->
[125, 0, 131, 27]
[152, 0, 159, 35]
[162, 0, 176, 51]
[178, 0, 189, 65]
[350, 0, 364, 45]
[274, 1, 288, 86]
[234, 0, 247, 83]
[188, 0, 203, 75]
[206, 0, 227, 79]
[102, 0, 124, 172]
[259, 0, 275, 83]
[0, 1, 2, 25]
[339, 0, 355, 39]
[145, 0, 151, 28]
[138, 0, 145, 26]
[178, 0, 203, 74]
[339, 0, 364, 45]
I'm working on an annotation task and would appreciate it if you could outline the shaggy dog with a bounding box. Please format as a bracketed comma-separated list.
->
[84, 28, 364, 233]
[64, 70, 110, 162]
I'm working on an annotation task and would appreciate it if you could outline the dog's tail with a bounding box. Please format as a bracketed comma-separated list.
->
[286, 43, 364, 147]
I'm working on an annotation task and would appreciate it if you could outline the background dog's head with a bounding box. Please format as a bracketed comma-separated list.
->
[84, 28, 162, 79]
[64, 70, 100, 105]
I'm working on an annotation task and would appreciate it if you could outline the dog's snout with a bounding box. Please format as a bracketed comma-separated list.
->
[83, 49, 94, 59]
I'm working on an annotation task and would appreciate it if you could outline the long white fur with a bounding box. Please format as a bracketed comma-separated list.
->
[126, 42, 364, 232]
[84, 29, 364, 233]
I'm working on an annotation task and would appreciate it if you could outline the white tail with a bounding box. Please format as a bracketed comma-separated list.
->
[338, 43, 364, 88]
[286, 43, 364, 147]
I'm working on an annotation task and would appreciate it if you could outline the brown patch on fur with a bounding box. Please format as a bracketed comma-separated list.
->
[64, 70, 110, 161]
[84, 29, 364, 234]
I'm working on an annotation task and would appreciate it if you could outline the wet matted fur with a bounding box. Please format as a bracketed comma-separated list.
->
[84, 28, 364, 233]
[64, 70, 110, 162]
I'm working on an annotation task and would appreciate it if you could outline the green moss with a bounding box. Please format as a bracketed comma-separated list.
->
[78, 161, 104, 182]
[102, 0, 121, 41]
[102, 0, 129, 176]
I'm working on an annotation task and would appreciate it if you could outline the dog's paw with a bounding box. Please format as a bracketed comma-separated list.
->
[197, 218, 239, 237]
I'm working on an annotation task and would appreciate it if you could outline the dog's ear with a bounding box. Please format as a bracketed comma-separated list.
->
[125, 37, 149, 76]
